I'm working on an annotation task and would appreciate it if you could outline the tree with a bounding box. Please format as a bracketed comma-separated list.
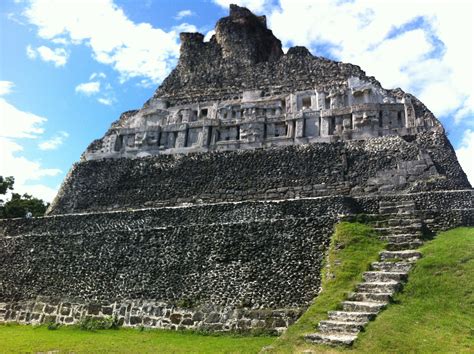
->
[0, 176, 49, 218]
[0, 176, 15, 204]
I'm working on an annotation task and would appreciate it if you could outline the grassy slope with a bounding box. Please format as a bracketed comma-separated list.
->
[0, 325, 273, 353]
[353, 227, 474, 353]
[270, 226, 474, 353]
[269, 222, 385, 353]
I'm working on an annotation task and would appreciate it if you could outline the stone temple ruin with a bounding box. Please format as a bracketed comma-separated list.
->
[0, 5, 472, 343]
[84, 75, 431, 160]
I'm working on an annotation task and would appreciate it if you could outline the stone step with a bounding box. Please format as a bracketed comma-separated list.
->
[379, 209, 415, 215]
[371, 261, 413, 273]
[378, 204, 415, 213]
[379, 200, 415, 207]
[318, 320, 365, 334]
[341, 301, 387, 313]
[380, 234, 421, 243]
[386, 240, 423, 251]
[380, 250, 422, 261]
[327, 311, 375, 323]
[348, 292, 392, 303]
[374, 225, 423, 235]
[357, 281, 401, 293]
[374, 218, 421, 227]
[363, 271, 408, 283]
[305, 332, 358, 346]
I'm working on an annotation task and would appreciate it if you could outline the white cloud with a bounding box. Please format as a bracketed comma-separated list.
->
[174, 10, 194, 20]
[213, 0, 269, 13]
[75, 81, 101, 96]
[97, 97, 113, 106]
[24, 0, 184, 85]
[454, 96, 473, 124]
[0, 81, 15, 96]
[26, 45, 68, 67]
[0, 98, 45, 138]
[268, 0, 473, 124]
[76, 74, 115, 105]
[0, 139, 61, 200]
[26, 44, 37, 59]
[172, 23, 198, 34]
[89, 72, 106, 80]
[0, 94, 61, 202]
[0, 138, 61, 182]
[51, 37, 68, 45]
[204, 30, 216, 42]
[18, 183, 59, 204]
[455, 129, 474, 186]
[38, 131, 69, 151]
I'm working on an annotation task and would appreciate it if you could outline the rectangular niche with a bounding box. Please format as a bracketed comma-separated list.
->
[186, 128, 201, 147]
[302, 96, 311, 109]
[274, 123, 287, 137]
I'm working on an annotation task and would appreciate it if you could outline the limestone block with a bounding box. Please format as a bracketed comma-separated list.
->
[295, 119, 305, 138]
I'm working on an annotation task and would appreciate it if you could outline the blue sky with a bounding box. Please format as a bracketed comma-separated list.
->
[0, 0, 473, 202]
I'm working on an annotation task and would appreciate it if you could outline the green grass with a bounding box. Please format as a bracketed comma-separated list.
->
[269, 226, 474, 353]
[268, 221, 385, 353]
[353, 227, 474, 353]
[0, 325, 273, 353]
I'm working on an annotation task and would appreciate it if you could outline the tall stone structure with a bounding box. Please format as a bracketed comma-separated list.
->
[0, 5, 472, 333]
[80, 5, 437, 161]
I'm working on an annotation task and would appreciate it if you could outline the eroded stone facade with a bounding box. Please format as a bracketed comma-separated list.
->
[83, 5, 439, 161]
[84, 77, 437, 160]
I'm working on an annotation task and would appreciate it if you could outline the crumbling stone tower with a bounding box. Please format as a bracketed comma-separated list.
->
[0, 5, 472, 333]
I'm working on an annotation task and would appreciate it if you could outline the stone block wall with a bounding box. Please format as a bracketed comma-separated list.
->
[48, 132, 470, 215]
[1, 192, 472, 330]
[0, 298, 302, 333]
[353, 190, 474, 215]
[353, 190, 474, 233]
[0, 198, 350, 331]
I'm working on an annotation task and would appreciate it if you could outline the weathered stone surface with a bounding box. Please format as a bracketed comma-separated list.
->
[78, 5, 445, 162]
[48, 132, 470, 215]
[0, 207, 335, 308]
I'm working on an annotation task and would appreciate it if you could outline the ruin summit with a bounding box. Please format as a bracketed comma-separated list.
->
[82, 5, 437, 161]
[0, 5, 472, 337]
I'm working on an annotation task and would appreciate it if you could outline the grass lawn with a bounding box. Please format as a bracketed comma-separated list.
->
[0, 325, 274, 353]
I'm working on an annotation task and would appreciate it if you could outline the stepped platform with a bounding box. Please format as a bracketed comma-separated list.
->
[1, 191, 473, 331]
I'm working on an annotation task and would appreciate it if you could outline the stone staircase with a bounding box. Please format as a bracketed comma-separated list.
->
[305, 199, 423, 346]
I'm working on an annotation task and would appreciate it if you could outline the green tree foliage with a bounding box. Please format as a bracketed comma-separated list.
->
[0, 176, 15, 203]
[0, 176, 49, 218]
